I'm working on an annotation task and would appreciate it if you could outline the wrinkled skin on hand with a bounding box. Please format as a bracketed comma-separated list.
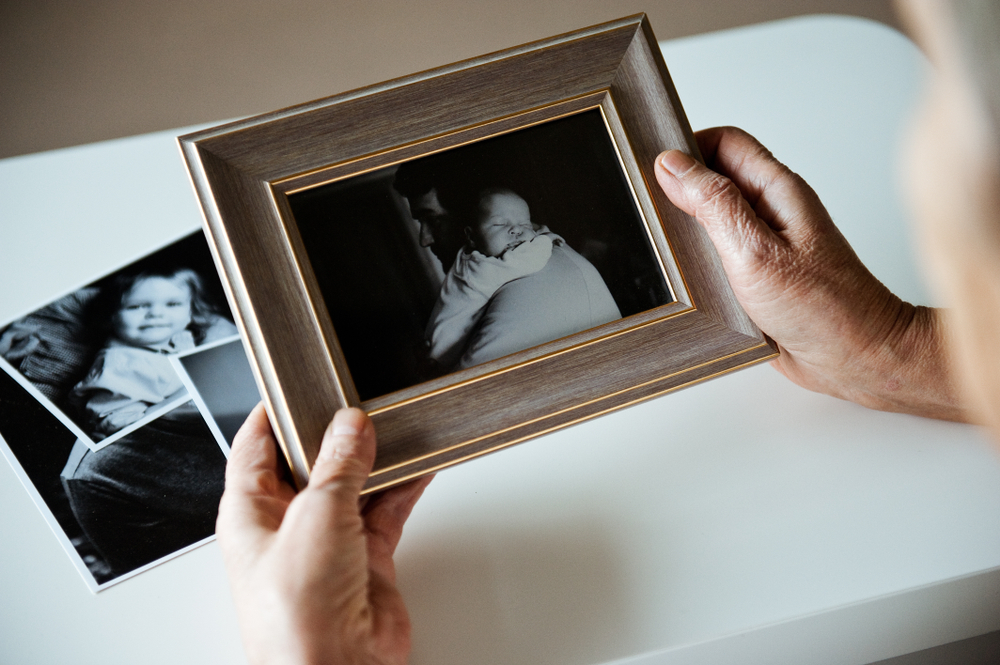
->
[216, 404, 432, 665]
[655, 126, 963, 421]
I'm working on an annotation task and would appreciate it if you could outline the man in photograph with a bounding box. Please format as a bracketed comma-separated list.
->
[392, 156, 467, 274]
[395, 160, 622, 372]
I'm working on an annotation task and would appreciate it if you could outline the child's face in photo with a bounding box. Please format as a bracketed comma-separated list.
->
[470, 192, 536, 257]
[115, 276, 193, 348]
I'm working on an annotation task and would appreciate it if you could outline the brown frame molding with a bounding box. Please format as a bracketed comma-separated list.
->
[179, 14, 777, 492]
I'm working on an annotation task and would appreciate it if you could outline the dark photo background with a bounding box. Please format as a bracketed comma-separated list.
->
[290, 109, 672, 401]
[0, 367, 108, 580]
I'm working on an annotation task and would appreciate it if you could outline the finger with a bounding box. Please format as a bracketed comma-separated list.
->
[654, 148, 779, 261]
[306, 407, 377, 500]
[695, 126, 827, 235]
[366, 570, 413, 660]
[694, 127, 784, 204]
[364, 475, 434, 579]
[273, 409, 376, 566]
[225, 403, 282, 491]
[217, 403, 293, 560]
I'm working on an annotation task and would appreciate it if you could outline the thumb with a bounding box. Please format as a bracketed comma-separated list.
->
[654, 149, 776, 258]
[308, 407, 377, 497]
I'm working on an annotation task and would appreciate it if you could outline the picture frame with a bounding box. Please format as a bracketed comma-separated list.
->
[179, 14, 778, 493]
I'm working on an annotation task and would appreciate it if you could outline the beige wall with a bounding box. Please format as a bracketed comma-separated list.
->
[0, 0, 898, 159]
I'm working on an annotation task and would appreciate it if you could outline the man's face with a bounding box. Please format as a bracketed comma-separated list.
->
[408, 188, 460, 266]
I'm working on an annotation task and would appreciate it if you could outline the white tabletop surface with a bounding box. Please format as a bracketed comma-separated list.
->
[2, 15, 1000, 665]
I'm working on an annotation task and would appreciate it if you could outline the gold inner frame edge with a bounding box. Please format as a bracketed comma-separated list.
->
[267, 93, 695, 419]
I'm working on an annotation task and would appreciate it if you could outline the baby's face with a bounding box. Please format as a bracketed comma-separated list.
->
[471, 192, 536, 257]
[115, 277, 193, 348]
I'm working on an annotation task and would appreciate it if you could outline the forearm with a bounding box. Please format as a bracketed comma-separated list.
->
[832, 304, 966, 421]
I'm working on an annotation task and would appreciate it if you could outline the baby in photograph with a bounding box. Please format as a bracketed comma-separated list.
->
[69, 268, 237, 439]
[426, 187, 619, 369]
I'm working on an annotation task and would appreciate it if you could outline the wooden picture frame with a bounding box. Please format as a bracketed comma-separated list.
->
[179, 14, 778, 493]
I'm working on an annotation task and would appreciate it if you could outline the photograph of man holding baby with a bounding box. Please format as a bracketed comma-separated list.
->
[290, 109, 673, 401]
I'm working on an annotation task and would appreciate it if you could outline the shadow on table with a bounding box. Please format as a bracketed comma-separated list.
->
[398, 518, 643, 665]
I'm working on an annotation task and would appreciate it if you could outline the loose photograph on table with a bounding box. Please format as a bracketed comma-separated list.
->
[290, 109, 672, 401]
[171, 337, 261, 448]
[0, 233, 238, 450]
[0, 231, 248, 591]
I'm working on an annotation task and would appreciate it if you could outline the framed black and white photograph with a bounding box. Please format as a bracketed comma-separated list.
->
[0, 231, 251, 590]
[180, 14, 778, 492]
[289, 109, 673, 401]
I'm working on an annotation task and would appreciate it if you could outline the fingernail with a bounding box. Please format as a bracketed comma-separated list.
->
[319, 431, 354, 462]
[332, 421, 361, 437]
[318, 411, 365, 461]
[658, 150, 696, 176]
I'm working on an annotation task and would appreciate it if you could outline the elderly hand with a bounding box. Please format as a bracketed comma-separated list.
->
[655, 126, 963, 421]
[217, 404, 432, 665]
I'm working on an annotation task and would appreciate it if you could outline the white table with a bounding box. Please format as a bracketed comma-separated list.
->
[3, 15, 999, 665]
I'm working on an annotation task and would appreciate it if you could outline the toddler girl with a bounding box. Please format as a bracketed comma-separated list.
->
[69, 267, 236, 439]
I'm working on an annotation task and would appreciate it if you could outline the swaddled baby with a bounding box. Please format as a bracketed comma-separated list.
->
[425, 187, 558, 369]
